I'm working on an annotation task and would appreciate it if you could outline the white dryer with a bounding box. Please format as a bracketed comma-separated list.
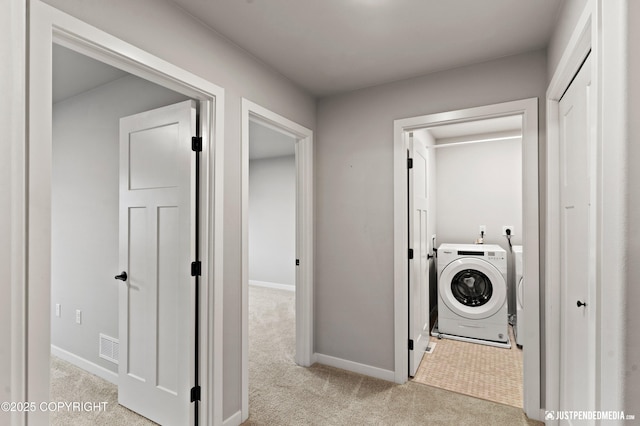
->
[437, 243, 508, 343]
[513, 245, 524, 347]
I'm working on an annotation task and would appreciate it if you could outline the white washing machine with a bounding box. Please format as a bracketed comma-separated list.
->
[437, 243, 509, 343]
[513, 245, 524, 347]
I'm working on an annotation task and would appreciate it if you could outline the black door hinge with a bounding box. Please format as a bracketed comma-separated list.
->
[296, 259, 300, 266]
[408, 249, 414, 259]
[190, 386, 201, 402]
[407, 158, 413, 169]
[191, 261, 202, 277]
[192, 136, 203, 152]
[408, 339, 414, 350]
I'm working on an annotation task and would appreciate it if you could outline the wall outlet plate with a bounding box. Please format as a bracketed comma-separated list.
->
[502, 225, 514, 236]
[75, 309, 82, 324]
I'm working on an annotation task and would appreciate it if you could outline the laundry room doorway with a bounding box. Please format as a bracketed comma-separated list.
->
[393, 98, 540, 419]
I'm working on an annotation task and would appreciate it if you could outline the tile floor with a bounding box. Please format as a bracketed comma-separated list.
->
[412, 326, 523, 408]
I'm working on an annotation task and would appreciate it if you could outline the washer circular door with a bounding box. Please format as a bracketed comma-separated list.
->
[439, 258, 507, 320]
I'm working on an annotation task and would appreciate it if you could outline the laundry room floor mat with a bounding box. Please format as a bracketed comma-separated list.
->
[412, 326, 523, 408]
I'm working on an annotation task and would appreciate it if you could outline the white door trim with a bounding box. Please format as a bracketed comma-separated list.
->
[545, 0, 627, 420]
[393, 98, 541, 420]
[241, 98, 314, 423]
[27, 2, 225, 424]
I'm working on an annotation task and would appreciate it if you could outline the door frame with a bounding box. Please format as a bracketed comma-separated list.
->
[393, 98, 540, 420]
[241, 98, 314, 422]
[26, 2, 225, 424]
[545, 0, 627, 420]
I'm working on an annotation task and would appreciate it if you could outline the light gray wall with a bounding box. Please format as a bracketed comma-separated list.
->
[315, 50, 547, 371]
[547, 0, 588, 81]
[249, 156, 296, 286]
[626, 0, 640, 412]
[41, 0, 316, 419]
[0, 0, 25, 415]
[52, 74, 188, 373]
[434, 138, 522, 247]
[434, 138, 522, 315]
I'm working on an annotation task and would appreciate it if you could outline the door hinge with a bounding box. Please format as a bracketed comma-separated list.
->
[408, 339, 414, 350]
[190, 386, 201, 402]
[191, 261, 202, 277]
[192, 136, 203, 152]
[408, 249, 414, 259]
[296, 259, 300, 266]
[407, 158, 413, 169]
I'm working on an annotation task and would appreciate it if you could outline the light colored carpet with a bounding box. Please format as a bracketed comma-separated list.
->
[412, 326, 523, 408]
[244, 286, 541, 425]
[49, 286, 539, 425]
[50, 356, 157, 425]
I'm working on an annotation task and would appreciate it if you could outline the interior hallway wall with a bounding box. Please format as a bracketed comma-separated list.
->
[315, 50, 546, 374]
[52, 74, 187, 374]
[41, 0, 316, 419]
[0, 0, 26, 416]
[546, 0, 589, 80]
[249, 156, 296, 287]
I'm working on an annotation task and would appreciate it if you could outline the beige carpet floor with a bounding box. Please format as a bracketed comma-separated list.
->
[50, 356, 157, 425]
[244, 286, 540, 425]
[49, 286, 539, 425]
[412, 326, 523, 408]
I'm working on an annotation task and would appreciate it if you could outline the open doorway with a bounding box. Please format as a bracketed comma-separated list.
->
[50, 44, 196, 425]
[408, 115, 525, 408]
[393, 98, 541, 420]
[240, 99, 313, 422]
[28, 4, 224, 424]
[246, 118, 297, 419]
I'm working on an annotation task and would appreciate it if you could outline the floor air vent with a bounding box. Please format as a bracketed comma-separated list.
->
[99, 333, 119, 364]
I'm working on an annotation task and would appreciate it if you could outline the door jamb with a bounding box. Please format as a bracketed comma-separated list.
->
[27, 2, 225, 424]
[241, 98, 314, 423]
[393, 98, 540, 420]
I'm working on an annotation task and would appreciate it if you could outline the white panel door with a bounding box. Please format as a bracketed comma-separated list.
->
[559, 54, 593, 422]
[408, 134, 431, 376]
[118, 100, 196, 426]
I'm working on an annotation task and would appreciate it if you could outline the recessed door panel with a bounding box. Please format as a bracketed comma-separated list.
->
[119, 100, 195, 425]
[129, 123, 179, 190]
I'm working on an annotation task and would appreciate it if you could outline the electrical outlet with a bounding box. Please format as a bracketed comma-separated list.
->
[479, 225, 486, 235]
[502, 226, 514, 236]
[75, 309, 82, 324]
[55, 304, 61, 318]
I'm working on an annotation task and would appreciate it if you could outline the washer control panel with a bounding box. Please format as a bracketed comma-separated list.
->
[486, 251, 505, 261]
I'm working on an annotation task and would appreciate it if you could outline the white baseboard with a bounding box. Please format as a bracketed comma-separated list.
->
[223, 410, 242, 426]
[249, 280, 295, 292]
[314, 353, 395, 382]
[51, 345, 118, 385]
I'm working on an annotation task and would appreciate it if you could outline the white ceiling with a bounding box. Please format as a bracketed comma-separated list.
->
[53, 44, 127, 104]
[428, 115, 522, 141]
[249, 120, 296, 160]
[169, 0, 563, 96]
